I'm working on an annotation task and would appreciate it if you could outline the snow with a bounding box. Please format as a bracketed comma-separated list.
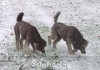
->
[0, 0, 100, 70]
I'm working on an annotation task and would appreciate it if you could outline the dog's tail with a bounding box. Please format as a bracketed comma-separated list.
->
[16, 12, 24, 22]
[54, 11, 61, 23]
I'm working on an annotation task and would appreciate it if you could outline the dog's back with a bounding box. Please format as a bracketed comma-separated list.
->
[19, 22, 42, 42]
[53, 11, 88, 54]
[15, 12, 42, 43]
[53, 12, 83, 41]
[54, 23, 83, 41]
[14, 12, 46, 53]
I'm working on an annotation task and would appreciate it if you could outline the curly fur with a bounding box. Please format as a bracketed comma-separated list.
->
[14, 12, 46, 55]
[48, 11, 88, 54]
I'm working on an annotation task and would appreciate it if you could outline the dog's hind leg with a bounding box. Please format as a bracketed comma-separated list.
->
[48, 36, 51, 45]
[66, 38, 73, 54]
[20, 38, 24, 49]
[14, 25, 20, 50]
[53, 36, 61, 49]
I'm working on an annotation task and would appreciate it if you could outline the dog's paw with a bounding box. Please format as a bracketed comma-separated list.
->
[72, 49, 78, 54]
[69, 51, 75, 55]
[24, 54, 30, 58]
[32, 50, 37, 53]
[16, 48, 20, 51]
[69, 52, 73, 55]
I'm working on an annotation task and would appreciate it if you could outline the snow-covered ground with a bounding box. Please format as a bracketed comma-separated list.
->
[0, 0, 100, 70]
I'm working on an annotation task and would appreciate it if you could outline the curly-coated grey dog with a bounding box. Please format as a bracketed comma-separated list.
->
[48, 11, 88, 54]
[14, 12, 46, 55]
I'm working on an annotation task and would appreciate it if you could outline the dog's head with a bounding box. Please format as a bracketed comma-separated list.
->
[37, 39, 46, 53]
[73, 38, 88, 54]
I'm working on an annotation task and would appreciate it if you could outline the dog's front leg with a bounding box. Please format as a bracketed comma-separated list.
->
[24, 40, 30, 56]
[71, 44, 78, 54]
[31, 42, 36, 53]
[66, 38, 73, 54]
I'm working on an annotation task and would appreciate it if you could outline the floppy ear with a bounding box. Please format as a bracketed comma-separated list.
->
[81, 38, 88, 48]
[41, 39, 46, 47]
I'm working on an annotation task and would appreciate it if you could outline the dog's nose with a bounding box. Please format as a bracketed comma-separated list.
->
[42, 50, 45, 53]
[80, 48, 86, 54]
[84, 51, 86, 54]
[81, 50, 86, 54]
